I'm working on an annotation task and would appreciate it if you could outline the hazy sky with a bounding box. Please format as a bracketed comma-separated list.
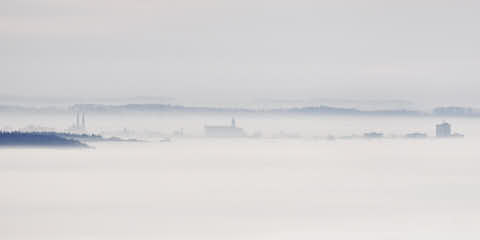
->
[2, 0, 480, 105]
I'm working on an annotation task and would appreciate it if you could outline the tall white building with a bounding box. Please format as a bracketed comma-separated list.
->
[436, 122, 451, 137]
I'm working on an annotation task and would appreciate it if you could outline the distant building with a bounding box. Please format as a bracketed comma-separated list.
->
[452, 133, 465, 138]
[436, 122, 451, 137]
[205, 118, 246, 137]
[363, 132, 384, 139]
[405, 132, 428, 139]
[272, 131, 301, 139]
[173, 128, 184, 137]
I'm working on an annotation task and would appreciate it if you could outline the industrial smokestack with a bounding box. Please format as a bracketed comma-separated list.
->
[81, 113, 86, 129]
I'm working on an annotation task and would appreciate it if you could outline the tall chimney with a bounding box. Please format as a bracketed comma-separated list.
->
[81, 113, 86, 129]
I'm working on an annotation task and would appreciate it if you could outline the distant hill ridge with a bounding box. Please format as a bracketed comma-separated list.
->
[69, 104, 426, 116]
[1, 104, 480, 117]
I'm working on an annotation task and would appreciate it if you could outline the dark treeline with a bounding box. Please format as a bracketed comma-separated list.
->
[0, 131, 88, 148]
[53, 132, 142, 142]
